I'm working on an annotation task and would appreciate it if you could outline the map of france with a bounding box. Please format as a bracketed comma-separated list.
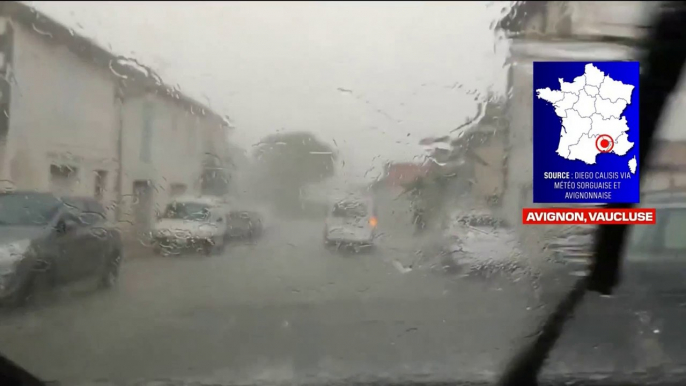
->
[536, 63, 637, 174]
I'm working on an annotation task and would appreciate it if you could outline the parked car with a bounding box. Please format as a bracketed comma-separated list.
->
[323, 197, 378, 250]
[546, 191, 686, 280]
[0, 191, 123, 307]
[225, 210, 264, 240]
[151, 196, 227, 255]
[430, 209, 524, 277]
[545, 192, 686, 364]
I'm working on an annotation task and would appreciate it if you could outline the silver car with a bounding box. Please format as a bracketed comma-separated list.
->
[151, 197, 228, 256]
[323, 198, 378, 249]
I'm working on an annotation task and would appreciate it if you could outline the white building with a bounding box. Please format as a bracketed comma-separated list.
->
[118, 80, 230, 235]
[0, 3, 121, 203]
[497, 1, 662, 224]
[496, 1, 663, 258]
[0, 2, 232, 236]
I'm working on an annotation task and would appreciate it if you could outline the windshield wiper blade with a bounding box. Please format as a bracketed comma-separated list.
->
[498, 3, 686, 386]
[0, 351, 51, 386]
[589, 1, 686, 296]
[498, 277, 589, 386]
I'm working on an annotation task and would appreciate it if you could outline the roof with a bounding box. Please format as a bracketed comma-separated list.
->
[419, 98, 506, 150]
[509, 39, 637, 63]
[2, 1, 226, 126]
[496, 1, 549, 33]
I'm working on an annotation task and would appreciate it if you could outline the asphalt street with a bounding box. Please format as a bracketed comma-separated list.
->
[0, 219, 678, 385]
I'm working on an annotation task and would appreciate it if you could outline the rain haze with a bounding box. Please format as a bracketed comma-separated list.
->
[4, 2, 686, 386]
[29, 0, 510, 184]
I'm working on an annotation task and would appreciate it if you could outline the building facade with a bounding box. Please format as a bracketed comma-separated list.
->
[0, 2, 233, 236]
[0, 7, 120, 206]
[494, 1, 661, 263]
[118, 86, 227, 235]
[497, 1, 658, 227]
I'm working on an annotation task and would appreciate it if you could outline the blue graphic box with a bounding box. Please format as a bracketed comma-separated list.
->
[533, 61, 640, 204]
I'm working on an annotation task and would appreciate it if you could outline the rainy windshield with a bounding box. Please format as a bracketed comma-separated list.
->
[0, 1, 684, 385]
[0, 193, 60, 226]
[161, 202, 212, 221]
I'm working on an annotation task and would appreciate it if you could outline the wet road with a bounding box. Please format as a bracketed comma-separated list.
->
[0, 219, 542, 385]
[0, 219, 676, 385]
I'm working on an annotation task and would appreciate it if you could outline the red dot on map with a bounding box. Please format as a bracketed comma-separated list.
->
[600, 139, 609, 148]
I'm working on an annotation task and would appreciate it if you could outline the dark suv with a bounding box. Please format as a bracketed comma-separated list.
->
[0, 191, 123, 306]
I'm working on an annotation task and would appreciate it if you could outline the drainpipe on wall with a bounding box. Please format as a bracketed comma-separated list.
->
[114, 83, 125, 223]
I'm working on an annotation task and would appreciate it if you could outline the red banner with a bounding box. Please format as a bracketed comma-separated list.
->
[522, 208, 656, 225]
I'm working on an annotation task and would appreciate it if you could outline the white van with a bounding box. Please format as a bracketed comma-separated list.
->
[324, 197, 378, 249]
[151, 196, 228, 255]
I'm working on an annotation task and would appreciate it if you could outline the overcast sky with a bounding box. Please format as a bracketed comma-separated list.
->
[29, 1, 511, 184]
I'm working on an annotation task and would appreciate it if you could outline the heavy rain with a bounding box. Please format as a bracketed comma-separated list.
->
[0, 2, 684, 386]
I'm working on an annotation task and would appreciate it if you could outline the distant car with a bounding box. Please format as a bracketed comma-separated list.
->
[324, 197, 378, 250]
[225, 210, 264, 240]
[0, 191, 123, 307]
[152, 196, 227, 255]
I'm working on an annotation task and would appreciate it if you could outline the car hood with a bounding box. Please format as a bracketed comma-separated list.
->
[326, 217, 370, 230]
[69, 374, 497, 386]
[326, 219, 373, 239]
[67, 370, 686, 386]
[154, 219, 219, 235]
[0, 225, 48, 245]
[620, 257, 686, 296]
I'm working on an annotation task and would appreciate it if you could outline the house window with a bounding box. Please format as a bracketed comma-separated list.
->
[94, 170, 108, 201]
